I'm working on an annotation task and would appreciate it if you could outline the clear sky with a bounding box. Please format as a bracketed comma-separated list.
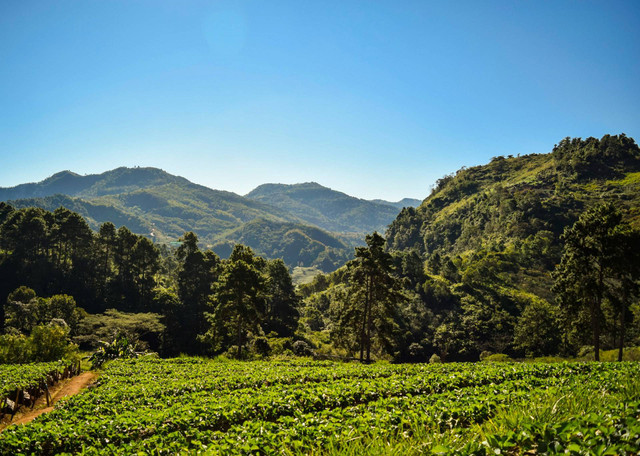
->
[1, 1, 639, 201]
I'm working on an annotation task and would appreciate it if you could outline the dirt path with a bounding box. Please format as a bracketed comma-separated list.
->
[2, 371, 98, 429]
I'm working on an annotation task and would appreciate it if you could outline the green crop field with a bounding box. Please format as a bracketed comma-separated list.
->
[1, 358, 639, 455]
[0, 361, 68, 398]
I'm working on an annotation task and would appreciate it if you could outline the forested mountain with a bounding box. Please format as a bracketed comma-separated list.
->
[299, 134, 640, 362]
[3, 168, 411, 270]
[387, 134, 640, 254]
[210, 218, 351, 271]
[371, 198, 422, 210]
[245, 182, 406, 234]
[2, 167, 300, 243]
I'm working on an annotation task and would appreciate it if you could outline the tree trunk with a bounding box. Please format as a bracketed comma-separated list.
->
[593, 264, 604, 362]
[365, 276, 373, 363]
[237, 292, 243, 359]
[359, 299, 366, 362]
[618, 303, 626, 362]
[592, 298, 601, 361]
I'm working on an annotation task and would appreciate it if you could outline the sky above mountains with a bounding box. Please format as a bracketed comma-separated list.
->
[1, 0, 639, 201]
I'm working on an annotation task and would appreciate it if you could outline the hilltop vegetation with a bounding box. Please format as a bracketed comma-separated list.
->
[211, 218, 351, 271]
[299, 134, 640, 362]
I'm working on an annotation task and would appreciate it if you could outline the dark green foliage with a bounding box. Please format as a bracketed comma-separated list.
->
[0, 324, 77, 363]
[332, 232, 406, 362]
[263, 259, 300, 338]
[513, 298, 562, 357]
[298, 134, 640, 362]
[553, 203, 640, 360]
[212, 218, 352, 271]
[171, 232, 219, 355]
[0, 206, 162, 316]
[552, 134, 640, 179]
[203, 245, 267, 358]
[6, 289, 84, 337]
[74, 309, 165, 353]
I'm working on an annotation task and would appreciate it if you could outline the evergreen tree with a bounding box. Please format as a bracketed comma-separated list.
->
[204, 245, 266, 358]
[263, 259, 299, 337]
[174, 232, 219, 354]
[553, 204, 638, 360]
[334, 232, 404, 362]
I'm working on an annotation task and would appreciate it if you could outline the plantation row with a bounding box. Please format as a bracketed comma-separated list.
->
[0, 361, 81, 420]
[0, 359, 639, 454]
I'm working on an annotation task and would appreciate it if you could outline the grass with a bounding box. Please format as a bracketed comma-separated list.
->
[292, 266, 324, 285]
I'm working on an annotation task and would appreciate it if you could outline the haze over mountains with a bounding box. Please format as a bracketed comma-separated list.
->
[0, 167, 421, 271]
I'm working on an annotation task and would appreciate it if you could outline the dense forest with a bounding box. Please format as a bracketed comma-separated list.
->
[0, 134, 639, 363]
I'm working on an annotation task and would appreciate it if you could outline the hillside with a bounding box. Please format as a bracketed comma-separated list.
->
[245, 182, 404, 234]
[210, 218, 351, 271]
[2, 168, 300, 242]
[0, 167, 358, 268]
[298, 134, 640, 363]
[371, 198, 422, 209]
[1, 167, 433, 269]
[387, 134, 640, 255]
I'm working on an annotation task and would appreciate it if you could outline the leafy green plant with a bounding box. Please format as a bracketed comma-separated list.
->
[88, 332, 139, 369]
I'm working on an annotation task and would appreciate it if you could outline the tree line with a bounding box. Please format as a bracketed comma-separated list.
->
[1, 199, 638, 363]
[0, 202, 299, 358]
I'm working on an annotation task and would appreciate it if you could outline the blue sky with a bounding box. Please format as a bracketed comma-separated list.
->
[1, 1, 638, 200]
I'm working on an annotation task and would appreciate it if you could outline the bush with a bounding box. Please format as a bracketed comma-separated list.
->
[479, 350, 493, 361]
[89, 333, 139, 369]
[30, 325, 75, 362]
[251, 337, 272, 357]
[0, 324, 78, 363]
[266, 337, 293, 355]
[482, 353, 512, 363]
[429, 353, 442, 364]
[293, 340, 314, 357]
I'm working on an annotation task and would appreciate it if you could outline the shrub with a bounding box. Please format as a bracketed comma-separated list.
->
[482, 353, 512, 363]
[251, 337, 272, 357]
[0, 324, 77, 363]
[479, 350, 493, 361]
[89, 333, 139, 369]
[429, 353, 442, 364]
[293, 340, 314, 357]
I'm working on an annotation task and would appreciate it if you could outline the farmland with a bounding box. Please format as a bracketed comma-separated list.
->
[0, 359, 639, 455]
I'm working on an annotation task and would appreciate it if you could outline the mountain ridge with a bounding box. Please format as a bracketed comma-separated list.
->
[1, 167, 420, 271]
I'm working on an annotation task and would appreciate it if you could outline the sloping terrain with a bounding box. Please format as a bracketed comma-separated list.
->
[3, 168, 401, 268]
[387, 134, 640, 255]
[246, 182, 404, 234]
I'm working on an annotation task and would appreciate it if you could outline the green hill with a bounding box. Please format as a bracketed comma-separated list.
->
[211, 218, 351, 272]
[371, 197, 422, 209]
[245, 182, 403, 235]
[1, 167, 360, 269]
[298, 134, 640, 362]
[387, 134, 640, 256]
[2, 168, 300, 243]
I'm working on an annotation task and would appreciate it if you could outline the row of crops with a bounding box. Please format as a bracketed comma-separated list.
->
[0, 361, 80, 419]
[1, 358, 639, 454]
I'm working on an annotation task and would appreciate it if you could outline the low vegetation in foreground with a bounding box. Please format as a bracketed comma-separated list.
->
[0, 358, 638, 455]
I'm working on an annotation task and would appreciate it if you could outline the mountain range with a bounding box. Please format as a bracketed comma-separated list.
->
[0, 168, 421, 271]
